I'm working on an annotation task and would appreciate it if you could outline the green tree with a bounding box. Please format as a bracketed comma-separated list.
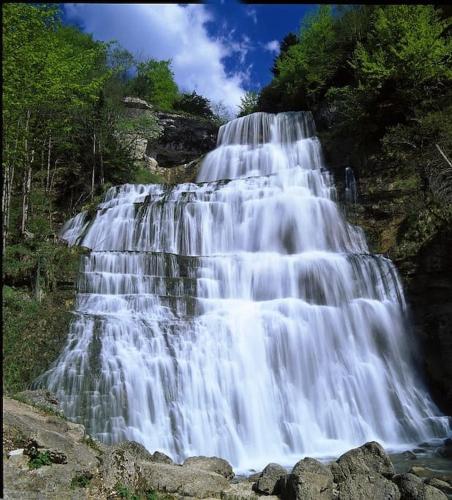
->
[129, 59, 179, 110]
[238, 91, 259, 117]
[174, 91, 214, 119]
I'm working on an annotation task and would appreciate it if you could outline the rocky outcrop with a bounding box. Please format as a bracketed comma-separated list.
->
[122, 97, 219, 184]
[149, 110, 218, 167]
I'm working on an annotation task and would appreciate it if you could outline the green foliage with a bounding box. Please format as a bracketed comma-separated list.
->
[238, 91, 259, 117]
[28, 451, 52, 469]
[70, 472, 92, 489]
[174, 91, 214, 119]
[132, 166, 164, 185]
[129, 59, 179, 110]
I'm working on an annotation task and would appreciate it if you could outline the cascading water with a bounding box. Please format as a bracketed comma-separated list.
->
[37, 111, 449, 471]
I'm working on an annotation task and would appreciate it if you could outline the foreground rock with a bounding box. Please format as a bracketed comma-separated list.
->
[3, 396, 102, 499]
[393, 473, 447, 500]
[4, 397, 451, 499]
[183, 455, 235, 479]
[281, 457, 334, 499]
[253, 463, 286, 494]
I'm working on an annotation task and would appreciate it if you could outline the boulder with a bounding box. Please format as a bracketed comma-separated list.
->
[426, 478, 452, 495]
[140, 461, 230, 498]
[331, 441, 394, 483]
[281, 457, 334, 500]
[338, 473, 400, 500]
[435, 438, 452, 459]
[393, 473, 447, 500]
[252, 462, 286, 495]
[151, 450, 174, 464]
[183, 455, 234, 479]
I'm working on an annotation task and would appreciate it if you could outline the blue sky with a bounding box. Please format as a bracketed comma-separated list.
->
[62, 3, 316, 112]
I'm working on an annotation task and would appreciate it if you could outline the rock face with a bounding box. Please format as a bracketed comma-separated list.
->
[3, 396, 102, 499]
[252, 462, 287, 494]
[122, 96, 219, 176]
[149, 110, 218, 167]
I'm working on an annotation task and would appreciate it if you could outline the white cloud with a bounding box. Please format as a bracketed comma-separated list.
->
[263, 40, 280, 55]
[246, 8, 257, 25]
[63, 4, 247, 113]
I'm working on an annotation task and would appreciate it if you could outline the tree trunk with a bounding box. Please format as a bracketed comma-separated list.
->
[91, 131, 96, 200]
[21, 110, 33, 236]
[46, 134, 52, 193]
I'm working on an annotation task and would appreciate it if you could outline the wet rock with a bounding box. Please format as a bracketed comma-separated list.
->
[252, 462, 286, 495]
[150, 450, 174, 464]
[141, 461, 230, 498]
[183, 455, 234, 479]
[409, 466, 439, 481]
[435, 438, 452, 459]
[331, 441, 394, 483]
[281, 457, 334, 499]
[401, 451, 417, 460]
[393, 473, 447, 500]
[338, 473, 400, 500]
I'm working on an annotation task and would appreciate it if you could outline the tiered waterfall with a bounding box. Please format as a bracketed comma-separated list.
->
[36, 112, 449, 471]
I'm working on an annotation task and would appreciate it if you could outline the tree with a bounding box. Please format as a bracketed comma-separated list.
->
[174, 91, 214, 119]
[238, 91, 259, 117]
[129, 59, 179, 110]
[271, 33, 298, 77]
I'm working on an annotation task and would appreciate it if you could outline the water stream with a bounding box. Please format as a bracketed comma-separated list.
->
[37, 112, 449, 471]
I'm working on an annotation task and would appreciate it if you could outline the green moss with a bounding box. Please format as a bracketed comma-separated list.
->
[132, 165, 164, 185]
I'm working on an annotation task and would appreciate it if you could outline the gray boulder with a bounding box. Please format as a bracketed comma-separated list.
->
[252, 462, 286, 495]
[183, 455, 234, 479]
[281, 457, 334, 500]
[14, 389, 64, 417]
[123, 96, 153, 110]
[393, 473, 447, 500]
[140, 461, 230, 498]
[426, 478, 452, 495]
[338, 473, 400, 500]
[331, 441, 394, 483]
[435, 438, 452, 459]
[151, 450, 174, 464]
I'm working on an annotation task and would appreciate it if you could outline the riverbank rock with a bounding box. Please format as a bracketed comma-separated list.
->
[435, 438, 452, 459]
[252, 462, 286, 494]
[183, 455, 235, 479]
[141, 461, 230, 497]
[393, 473, 447, 500]
[331, 441, 394, 483]
[338, 473, 400, 500]
[281, 457, 334, 499]
[150, 450, 174, 464]
[3, 396, 102, 499]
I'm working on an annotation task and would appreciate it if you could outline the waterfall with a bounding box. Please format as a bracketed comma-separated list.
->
[36, 111, 449, 472]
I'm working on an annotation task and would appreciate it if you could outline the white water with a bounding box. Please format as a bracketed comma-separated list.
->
[38, 111, 449, 471]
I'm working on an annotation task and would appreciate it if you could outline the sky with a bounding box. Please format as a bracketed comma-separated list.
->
[62, 3, 317, 113]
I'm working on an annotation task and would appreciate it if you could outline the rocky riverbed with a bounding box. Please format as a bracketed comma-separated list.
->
[3, 391, 452, 499]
